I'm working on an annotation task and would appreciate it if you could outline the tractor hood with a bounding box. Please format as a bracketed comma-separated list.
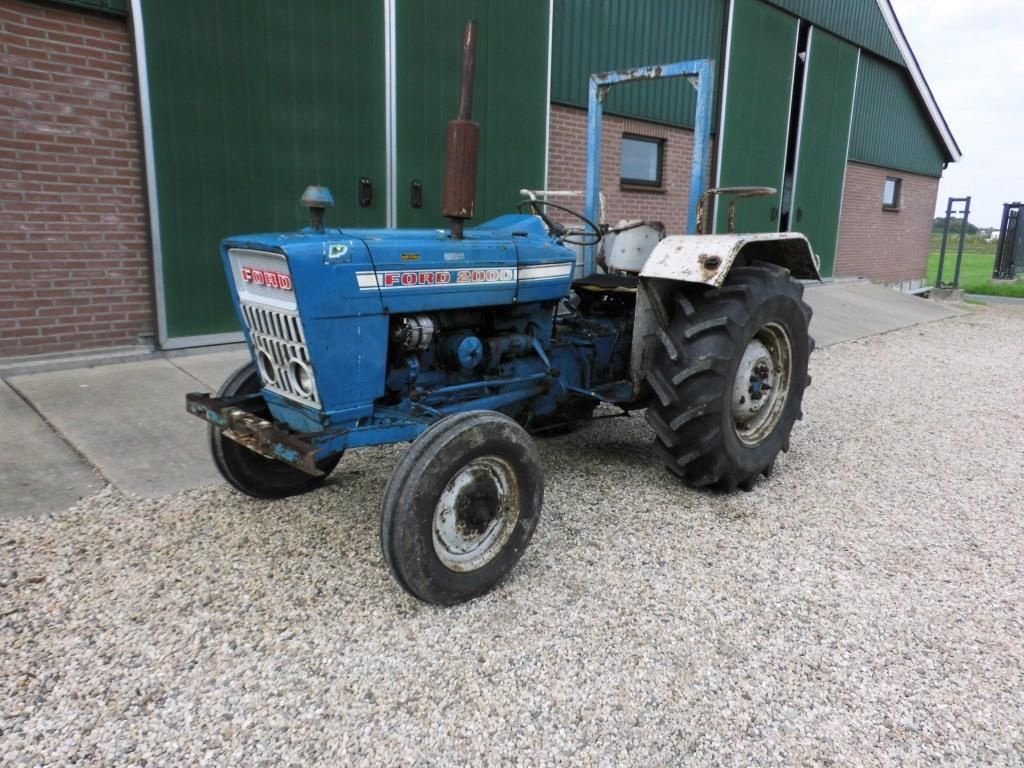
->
[217, 214, 576, 433]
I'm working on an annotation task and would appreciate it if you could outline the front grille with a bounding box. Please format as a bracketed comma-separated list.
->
[227, 247, 320, 410]
[240, 302, 321, 409]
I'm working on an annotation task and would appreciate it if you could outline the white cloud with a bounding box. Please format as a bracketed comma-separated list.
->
[892, 0, 1023, 226]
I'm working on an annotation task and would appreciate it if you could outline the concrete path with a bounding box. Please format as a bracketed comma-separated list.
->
[0, 381, 103, 519]
[0, 282, 968, 518]
[169, 350, 250, 391]
[4, 352, 246, 505]
[805, 280, 964, 345]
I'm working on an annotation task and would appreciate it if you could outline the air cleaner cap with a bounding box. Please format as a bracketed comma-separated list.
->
[300, 185, 334, 233]
[300, 185, 335, 209]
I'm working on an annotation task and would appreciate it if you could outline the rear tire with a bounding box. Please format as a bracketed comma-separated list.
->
[380, 411, 543, 605]
[645, 264, 813, 490]
[209, 362, 341, 499]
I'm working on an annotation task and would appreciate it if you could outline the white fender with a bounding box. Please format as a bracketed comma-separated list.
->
[628, 232, 820, 398]
[640, 232, 821, 287]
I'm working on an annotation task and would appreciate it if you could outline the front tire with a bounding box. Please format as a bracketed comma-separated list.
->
[209, 362, 341, 499]
[645, 264, 813, 491]
[380, 411, 543, 605]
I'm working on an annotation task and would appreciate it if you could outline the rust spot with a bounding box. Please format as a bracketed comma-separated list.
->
[700, 255, 722, 271]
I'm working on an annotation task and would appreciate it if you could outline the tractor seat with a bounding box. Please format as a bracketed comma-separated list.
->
[571, 272, 639, 293]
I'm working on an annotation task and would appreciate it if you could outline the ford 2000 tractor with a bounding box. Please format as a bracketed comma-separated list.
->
[187, 23, 819, 605]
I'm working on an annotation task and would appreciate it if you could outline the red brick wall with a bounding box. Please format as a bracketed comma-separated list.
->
[835, 161, 940, 284]
[547, 104, 710, 233]
[0, 0, 151, 358]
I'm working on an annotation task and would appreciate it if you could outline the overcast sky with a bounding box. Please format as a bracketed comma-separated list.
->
[892, 0, 1022, 227]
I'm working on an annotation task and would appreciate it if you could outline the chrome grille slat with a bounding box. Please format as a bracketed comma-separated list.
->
[241, 302, 321, 409]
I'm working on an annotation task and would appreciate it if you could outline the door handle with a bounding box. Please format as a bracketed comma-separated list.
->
[358, 176, 373, 208]
[410, 179, 423, 209]
[770, 206, 778, 221]
[796, 207, 803, 223]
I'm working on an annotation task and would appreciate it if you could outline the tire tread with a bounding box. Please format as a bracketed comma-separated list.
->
[644, 265, 814, 490]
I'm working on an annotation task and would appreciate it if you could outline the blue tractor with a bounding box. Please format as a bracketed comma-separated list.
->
[187, 23, 819, 604]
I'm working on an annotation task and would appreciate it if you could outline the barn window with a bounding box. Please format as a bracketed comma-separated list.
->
[621, 135, 664, 187]
[883, 177, 902, 210]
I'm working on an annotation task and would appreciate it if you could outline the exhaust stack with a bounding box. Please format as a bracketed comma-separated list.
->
[442, 20, 480, 240]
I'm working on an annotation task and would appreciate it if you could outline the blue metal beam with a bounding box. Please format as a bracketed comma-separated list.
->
[584, 59, 715, 276]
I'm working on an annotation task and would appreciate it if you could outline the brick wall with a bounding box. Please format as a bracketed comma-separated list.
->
[548, 104, 709, 233]
[0, 0, 151, 358]
[835, 161, 940, 284]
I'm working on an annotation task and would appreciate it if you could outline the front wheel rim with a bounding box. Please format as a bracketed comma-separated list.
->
[433, 456, 520, 573]
[731, 322, 793, 446]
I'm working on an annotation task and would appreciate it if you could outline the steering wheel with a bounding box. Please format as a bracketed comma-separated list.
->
[516, 199, 603, 246]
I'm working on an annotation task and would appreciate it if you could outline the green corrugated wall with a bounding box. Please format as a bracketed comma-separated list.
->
[551, 0, 726, 128]
[849, 54, 947, 177]
[764, 0, 903, 64]
[551, 0, 950, 173]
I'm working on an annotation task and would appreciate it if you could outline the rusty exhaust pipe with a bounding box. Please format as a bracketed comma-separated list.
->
[442, 20, 480, 240]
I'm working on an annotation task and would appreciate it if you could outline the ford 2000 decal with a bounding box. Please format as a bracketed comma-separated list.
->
[354, 263, 572, 291]
[356, 268, 516, 290]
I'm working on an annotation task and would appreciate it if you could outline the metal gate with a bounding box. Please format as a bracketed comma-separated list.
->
[993, 202, 1024, 280]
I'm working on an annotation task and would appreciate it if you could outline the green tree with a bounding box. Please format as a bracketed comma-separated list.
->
[933, 217, 978, 235]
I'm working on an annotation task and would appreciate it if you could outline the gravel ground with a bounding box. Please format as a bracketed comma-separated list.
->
[2, 304, 1023, 767]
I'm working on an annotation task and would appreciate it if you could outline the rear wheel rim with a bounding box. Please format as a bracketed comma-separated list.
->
[432, 456, 520, 573]
[731, 322, 793, 446]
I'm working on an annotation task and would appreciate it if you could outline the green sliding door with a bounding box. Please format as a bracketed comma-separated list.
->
[790, 28, 859, 276]
[715, 0, 798, 233]
[140, 0, 387, 341]
[395, 0, 549, 228]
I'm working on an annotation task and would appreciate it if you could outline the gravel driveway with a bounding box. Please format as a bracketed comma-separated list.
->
[2, 304, 1022, 767]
